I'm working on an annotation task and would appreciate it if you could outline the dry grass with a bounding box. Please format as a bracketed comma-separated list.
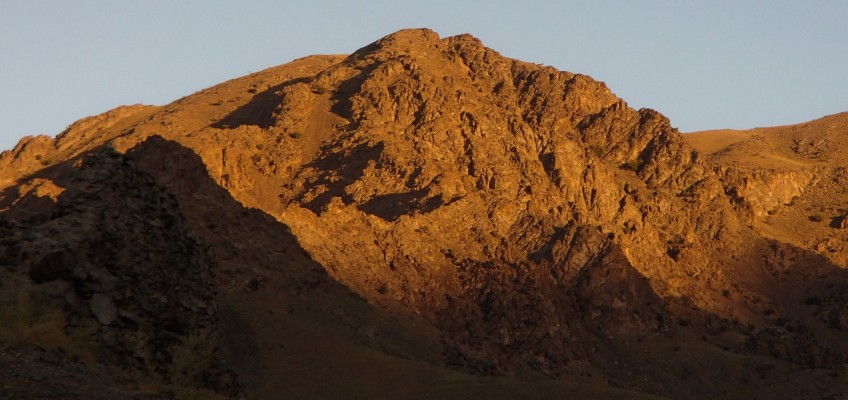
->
[168, 329, 228, 400]
[0, 284, 95, 362]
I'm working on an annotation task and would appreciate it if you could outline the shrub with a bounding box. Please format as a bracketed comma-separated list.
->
[621, 159, 642, 171]
[168, 329, 227, 400]
[0, 284, 93, 361]
[0, 287, 66, 348]
[589, 143, 605, 158]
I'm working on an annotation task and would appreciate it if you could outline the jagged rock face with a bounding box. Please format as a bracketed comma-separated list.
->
[260, 30, 749, 369]
[3, 29, 848, 399]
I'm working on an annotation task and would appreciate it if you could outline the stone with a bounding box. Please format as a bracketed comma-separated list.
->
[832, 215, 848, 229]
[89, 293, 117, 326]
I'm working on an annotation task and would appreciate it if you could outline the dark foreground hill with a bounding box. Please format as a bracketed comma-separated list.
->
[1, 29, 847, 399]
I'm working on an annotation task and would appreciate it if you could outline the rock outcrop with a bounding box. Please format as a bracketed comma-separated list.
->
[0, 147, 234, 397]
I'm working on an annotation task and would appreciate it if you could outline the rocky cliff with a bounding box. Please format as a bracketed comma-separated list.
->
[2, 29, 848, 399]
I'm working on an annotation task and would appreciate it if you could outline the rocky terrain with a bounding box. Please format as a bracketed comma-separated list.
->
[686, 113, 848, 266]
[1, 29, 847, 399]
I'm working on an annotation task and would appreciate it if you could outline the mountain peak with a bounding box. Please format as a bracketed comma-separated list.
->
[350, 28, 442, 57]
[376, 27, 442, 47]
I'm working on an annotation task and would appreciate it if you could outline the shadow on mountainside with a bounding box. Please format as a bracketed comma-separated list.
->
[0, 145, 231, 398]
[122, 136, 738, 400]
[123, 136, 492, 399]
[3, 136, 848, 400]
[0, 138, 452, 399]
[212, 78, 310, 130]
[294, 140, 386, 213]
[327, 63, 379, 123]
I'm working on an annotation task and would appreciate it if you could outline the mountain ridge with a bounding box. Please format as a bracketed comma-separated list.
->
[2, 29, 847, 399]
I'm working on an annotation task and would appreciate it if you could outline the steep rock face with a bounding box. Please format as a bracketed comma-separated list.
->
[718, 167, 815, 218]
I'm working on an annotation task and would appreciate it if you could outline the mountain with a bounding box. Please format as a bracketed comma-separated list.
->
[2, 29, 847, 399]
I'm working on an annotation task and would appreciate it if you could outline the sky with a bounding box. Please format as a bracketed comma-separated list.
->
[2, 1, 847, 151]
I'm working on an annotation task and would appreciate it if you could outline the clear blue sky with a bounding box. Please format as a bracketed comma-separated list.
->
[2, 1, 847, 151]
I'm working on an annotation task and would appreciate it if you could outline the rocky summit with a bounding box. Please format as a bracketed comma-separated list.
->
[1, 29, 847, 399]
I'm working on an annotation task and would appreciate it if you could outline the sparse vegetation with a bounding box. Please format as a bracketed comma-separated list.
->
[288, 131, 303, 139]
[34, 154, 50, 166]
[589, 143, 605, 158]
[313, 86, 331, 95]
[0, 284, 95, 362]
[168, 329, 227, 400]
[621, 158, 643, 171]
[0, 286, 65, 348]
